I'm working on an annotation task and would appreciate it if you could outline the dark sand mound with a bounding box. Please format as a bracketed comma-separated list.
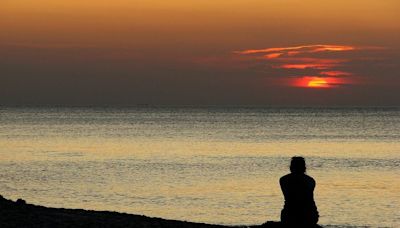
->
[0, 195, 244, 228]
[0, 195, 321, 228]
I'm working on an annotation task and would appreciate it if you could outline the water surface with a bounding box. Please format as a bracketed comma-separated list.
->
[0, 106, 399, 227]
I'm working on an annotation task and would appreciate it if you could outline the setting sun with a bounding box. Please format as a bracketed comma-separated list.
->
[291, 76, 342, 89]
[308, 78, 329, 88]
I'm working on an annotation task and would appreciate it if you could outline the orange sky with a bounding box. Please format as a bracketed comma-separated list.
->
[2, 0, 399, 47]
[1, 0, 399, 105]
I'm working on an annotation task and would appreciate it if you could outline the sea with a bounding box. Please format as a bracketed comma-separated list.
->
[0, 106, 399, 227]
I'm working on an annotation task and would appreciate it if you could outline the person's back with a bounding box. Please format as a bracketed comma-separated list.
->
[280, 157, 319, 227]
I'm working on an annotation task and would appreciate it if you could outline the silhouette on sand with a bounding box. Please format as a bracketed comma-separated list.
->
[279, 156, 319, 227]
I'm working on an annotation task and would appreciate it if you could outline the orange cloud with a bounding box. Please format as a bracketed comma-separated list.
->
[310, 45, 355, 52]
[279, 63, 333, 70]
[320, 71, 352, 77]
[265, 53, 283, 59]
[235, 44, 355, 56]
[275, 58, 345, 70]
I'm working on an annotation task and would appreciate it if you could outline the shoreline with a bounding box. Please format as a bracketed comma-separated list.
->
[0, 195, 285, 228]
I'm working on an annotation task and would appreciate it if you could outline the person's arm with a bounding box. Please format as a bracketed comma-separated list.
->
[311, 177, 316, 190]
[279, 176, 288, 198]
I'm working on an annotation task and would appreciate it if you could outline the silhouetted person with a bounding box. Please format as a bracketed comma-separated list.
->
[280, 157, 319, 227]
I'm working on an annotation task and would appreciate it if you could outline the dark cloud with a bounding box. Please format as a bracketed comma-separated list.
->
[1, 42, 399, 106]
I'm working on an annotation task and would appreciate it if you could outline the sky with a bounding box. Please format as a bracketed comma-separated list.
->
[1, 0, 400, 106]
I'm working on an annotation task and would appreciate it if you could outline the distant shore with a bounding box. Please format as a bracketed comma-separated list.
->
[1, 195, 295, 228]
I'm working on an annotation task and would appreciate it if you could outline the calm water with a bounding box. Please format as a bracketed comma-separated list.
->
[0, 106, 399, 227]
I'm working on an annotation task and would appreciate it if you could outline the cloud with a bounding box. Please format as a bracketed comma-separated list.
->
[234, 44, 356, 56]
[234, 44, 385, 89]
[320, 71, 352, 77]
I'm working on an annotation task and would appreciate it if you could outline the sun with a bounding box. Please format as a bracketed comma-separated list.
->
[307, 78, 329, 88]
[291, 76, 337, 88]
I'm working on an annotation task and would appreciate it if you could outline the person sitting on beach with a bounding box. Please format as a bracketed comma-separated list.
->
[280, 156, 319, 227]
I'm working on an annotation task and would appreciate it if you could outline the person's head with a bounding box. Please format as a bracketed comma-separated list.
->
[290, 156, 306, 173]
